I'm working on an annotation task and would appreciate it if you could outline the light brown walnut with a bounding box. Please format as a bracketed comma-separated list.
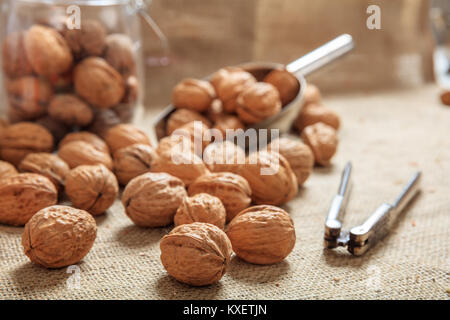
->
[0, 122, 54, 166]
[203, 140, 245, 173]
[63, 19, 106, 58]
[206, 99, 225, 123]
[48, 94, 93, 127]
[105, 34, 136, 77]
[0, 173, 57, 226]
[210, 67, 256, 113]
[294, 104, 340, 132]
[2, 31, 33, 78]
[65, 164, 118, 216]
[7, 76, 53, 120]
[113, 143, 158, 185]
[121, 75, 139, 105]
[0, 160, 18, 179]
[122, 172, 187, 227]
[74, 57, 125, 109]
[172, 78, 215, 112]
[156, 135, 195, 158]
[172, 121, 211, 156]
[24, 25, 73, 76]
[267, 137, 314, 186]
[264, 68, 300, 105]
[212, 115, 245, 137]
[19, 153, 69, 192]
[105, 124, 151, 154]
[160, 222, 232, 286]
[166, 109, 211, 136]
[301, 122, 338, 166]
[303, 83, 321, 106]
[238, 150, 298, 205]
[22, 205, 96, 268]
[59, 131, 109, 154]
[174, 193, 226, 230]
[236, 82, 282, 124]
[226, 205, 295, 265]
[188, 172, 251, 222]
[58, 140, 113, 170]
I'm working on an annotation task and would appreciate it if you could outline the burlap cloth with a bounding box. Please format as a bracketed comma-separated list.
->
[0, 85, 449, 300]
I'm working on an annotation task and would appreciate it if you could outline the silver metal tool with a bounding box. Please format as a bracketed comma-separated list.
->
[324, 162, 421, 256]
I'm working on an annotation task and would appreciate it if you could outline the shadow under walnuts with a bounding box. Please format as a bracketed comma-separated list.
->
[154, 274, 224, 300]
[227, 255, 291, 284]
[114, 224, 171, 249]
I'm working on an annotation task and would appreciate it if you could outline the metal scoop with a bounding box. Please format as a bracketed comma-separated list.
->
[152, 34, 354, 142]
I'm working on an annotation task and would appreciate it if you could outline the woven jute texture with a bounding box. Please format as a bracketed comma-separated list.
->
[0, 85, 449, 300]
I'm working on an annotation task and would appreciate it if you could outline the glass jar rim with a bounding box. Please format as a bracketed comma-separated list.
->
[13, 0, 130, 6]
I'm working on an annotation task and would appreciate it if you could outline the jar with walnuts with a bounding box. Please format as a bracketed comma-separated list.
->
[160, 222, 232, 286]
[1, 1, 147, 134]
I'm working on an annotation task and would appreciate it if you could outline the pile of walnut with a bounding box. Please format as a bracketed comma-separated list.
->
[1, 20, 139, 140]
[0, 82, 339, 288]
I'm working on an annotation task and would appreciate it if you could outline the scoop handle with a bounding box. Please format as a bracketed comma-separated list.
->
[286, 34, 354, 76]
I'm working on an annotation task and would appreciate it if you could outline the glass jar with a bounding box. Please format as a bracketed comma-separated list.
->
[0, 0, 145, 140]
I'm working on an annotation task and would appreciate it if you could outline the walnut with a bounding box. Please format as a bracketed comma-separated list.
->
[74, 57, 125, 109]
[0, 173, 57, 226]
[105, 124, 151, 154]
[58, 141, 113, 170]
[166, 109, 211, 136]
[303, 83, 321, 106]
[212, 115, 245, 137]
[210, 67, 256, 113]
[301, 122, 338, 166]
[24, 25, 73, 76]
[160, 222, 232, 286]
[122, 172, 187, 227]
[87, 109, 121, 138]
[113, 143, 158, 185]
[104, 34, 136, 77]
[151, 149, 210, 186]
[7, 76, 53, 120]
[226, 205, 296, 265]
[48, 94, 93, 127]
[174, 193, 226, 230]
[440, 90, 450, 106]
[22, 205, 97, 268]
[65, 164, 118, 216]
[264, 68, 300, 105]
[206, 99, 225, 123]
[188, 172, 251, 222]
[59, 131, 109, 154]
[0, 122, 54, 166]
[35, 116, 69, 144]
[63, 19, 106, 58]
[19, 153, 69, 192]
[121, 75, 139, 104]
[172, 78, 215, 112]
[2, 32, 33, 78]
[294, 104, 340, 132]
[238, 151, 298, 205]
[172, 121, 211, 155]
[203, 140, 245, 173]
[156, 135, 195, 158]
[267, 137, 314, 186]
[236, 82, 282, 124]
[0, 160, 18, 179]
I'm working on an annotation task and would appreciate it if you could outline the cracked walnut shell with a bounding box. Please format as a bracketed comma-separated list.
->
[105, 124, 151, 154]
[113, 143, 158, 185]
[188, 172, 251, 222]
[122, 172, 187, 227]
[58, 140, 113, 170]
[74, 57, 125, 109]
[301, 122, 338, 166]
[236, 82, 282, 124]
[267, 137, 314, 186]
[166, 109, 211, 136]
[0, 173, 57, 226]
[48, 94, 93, 127]
[172, 78, 215, 112]
[263, 68, 300, 105]
[174, 193, 226, 230]
[65, 164, 118, 216]
[24, 25, 73, 76]
[294, 104, 340, 132]
[226, 205, 295, 265]
[22, 205, 97, 268]
[19, 153, 69, 192]
[238, 151, 298, 205]
[160, 222, 232, 286]
[0, 122, 54, 166]
[0, 160, 18, 179]
[59, 131, 109, 154]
